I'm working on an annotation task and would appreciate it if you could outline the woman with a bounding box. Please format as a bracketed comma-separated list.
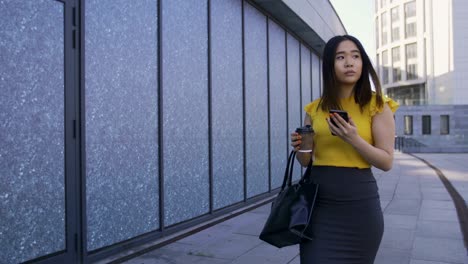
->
[291, 35, 398, 263]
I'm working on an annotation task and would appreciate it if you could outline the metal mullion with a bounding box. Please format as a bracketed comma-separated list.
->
[77, 0, 88, 262]
[285, 31, 289, 163]
[157, 0, 165, 233]
[266, 17, 271, 192]
[310, 51, 313, 99]
[299, 43, 303, 124]
[207, 0, 213, 213]
[241, 0, 247, 202]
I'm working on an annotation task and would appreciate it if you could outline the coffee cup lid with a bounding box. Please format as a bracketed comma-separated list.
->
[296, 125, 314, 133]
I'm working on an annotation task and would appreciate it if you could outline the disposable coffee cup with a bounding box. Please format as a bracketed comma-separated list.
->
[296, 125, 314, 152]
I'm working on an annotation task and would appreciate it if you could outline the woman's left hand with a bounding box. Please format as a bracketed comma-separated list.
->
[326, 113, 358, 143]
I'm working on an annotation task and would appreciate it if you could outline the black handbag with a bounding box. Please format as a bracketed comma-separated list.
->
[259, 150, 319, 248]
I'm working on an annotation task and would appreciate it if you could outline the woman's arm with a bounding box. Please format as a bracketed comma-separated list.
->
[291, 114, 314, 167]
[328, 104, 395, 171]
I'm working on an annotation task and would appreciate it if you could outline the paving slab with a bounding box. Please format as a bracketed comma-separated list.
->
[411, 237, 466, 264]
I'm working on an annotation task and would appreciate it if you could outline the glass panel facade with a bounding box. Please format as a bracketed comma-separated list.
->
[85, 0, 159, 249]
[268, 20, 287, 189]
[162, 0, 209, 226]
[287, 34, 302, 181]
[244, 2, 269, 198]
[311, 53, 321, 100]
[0, 1, 65, 262]
[301, 44, 312, 109]
[1, 0, 326, 261]
[211, 0, 244, 210]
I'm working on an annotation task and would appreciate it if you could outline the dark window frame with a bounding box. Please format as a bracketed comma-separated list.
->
[422, 115, 431, 135]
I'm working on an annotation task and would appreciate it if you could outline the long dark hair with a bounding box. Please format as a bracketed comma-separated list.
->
[319, 35, 383, 112]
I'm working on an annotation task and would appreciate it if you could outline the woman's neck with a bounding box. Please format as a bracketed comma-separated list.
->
[338, 84, 355, 99]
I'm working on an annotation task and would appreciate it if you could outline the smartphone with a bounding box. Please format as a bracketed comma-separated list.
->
[329, 109, 349, 135]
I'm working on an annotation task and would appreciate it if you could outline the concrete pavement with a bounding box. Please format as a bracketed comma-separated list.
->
[121, 152, 468, 264]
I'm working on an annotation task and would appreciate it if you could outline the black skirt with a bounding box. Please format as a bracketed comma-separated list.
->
[300, 166, 384, 264]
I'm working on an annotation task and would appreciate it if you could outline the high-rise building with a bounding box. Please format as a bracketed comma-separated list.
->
[375, 0, 468, 152]
[375, 0, 468, 105]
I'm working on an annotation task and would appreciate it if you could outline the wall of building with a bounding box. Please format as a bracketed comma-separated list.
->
[395, 105, 468, 152]
[0, 0, 345, 263]
[429, 0, 454, 105]
[453, 0, 468, 104]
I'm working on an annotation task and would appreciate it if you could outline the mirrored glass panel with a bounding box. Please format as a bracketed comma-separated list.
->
[301, 44, 311, 108]
[287, 34, 302, 181]
[211, 0, 244, 209]
[244, 2, 269, 198]
[162, 0, 209, 225]
[0, 1, 65, 262]
[268, 20, 287, 189]
[85, 0, 159, 250]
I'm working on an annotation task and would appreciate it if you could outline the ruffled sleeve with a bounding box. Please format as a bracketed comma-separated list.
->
[304, 99, 321, 118]
[370, 94, 399, 116]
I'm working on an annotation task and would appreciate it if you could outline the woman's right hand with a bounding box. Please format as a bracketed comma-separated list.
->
[290, 132, 302, 152]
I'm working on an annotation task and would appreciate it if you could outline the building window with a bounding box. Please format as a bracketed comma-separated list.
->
[406, 43, 417, 80]
[405, 1, 416, 17]
[404, 1, 416, 38]
[381, 12, 388, 45]
[407, 64, 417, 80]
[406, 43, 417, 59]
[382, 50, 389, 84]
[391, 7, 400, 42]
[440, 115, 450, 135]
[404, 115, 413, 135]
[422, 115, 431, 135]
[392, 47, 400, 62]
[376, 17, 380, 48]
[405, 22, 417, 38]
[391, 7, 399, 22]
[392, 27, 400, 41]
[377, 53, 380, 66]
[392, 68, 401, 82]
[391, 47, 401, 82]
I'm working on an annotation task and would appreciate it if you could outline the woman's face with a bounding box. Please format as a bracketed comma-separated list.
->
[334, 40, 363, 86]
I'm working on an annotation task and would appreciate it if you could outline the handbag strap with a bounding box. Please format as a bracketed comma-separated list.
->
[281, 151, 296, 190]
[287, 156, 313, 186]
[283, 151, 313, 188]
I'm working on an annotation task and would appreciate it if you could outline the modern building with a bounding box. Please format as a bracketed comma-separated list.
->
[0, 0, 345, 263]
[375, 0, 468, 152]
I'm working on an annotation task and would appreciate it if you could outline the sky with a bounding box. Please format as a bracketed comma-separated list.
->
[329, 0, 376, 62]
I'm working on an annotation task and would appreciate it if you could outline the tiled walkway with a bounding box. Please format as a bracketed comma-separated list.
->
[118, 153, 468, 264]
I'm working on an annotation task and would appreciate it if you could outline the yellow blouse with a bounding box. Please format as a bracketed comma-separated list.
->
[304, 93, 399, 168]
